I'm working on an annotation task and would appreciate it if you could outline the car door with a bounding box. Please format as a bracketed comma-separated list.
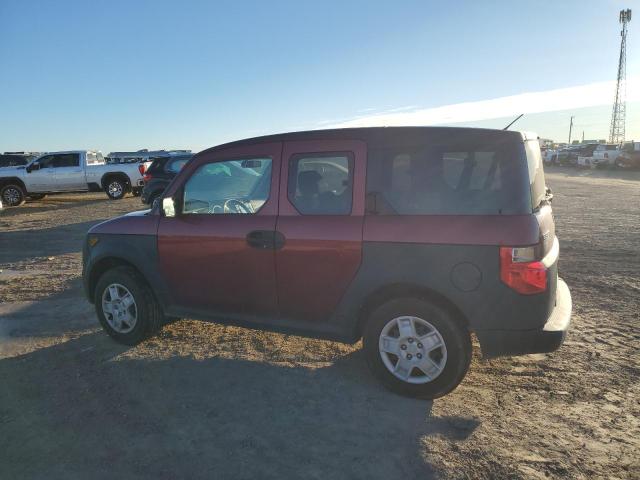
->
[157, 142, 281, 318]
[26, 154, 57, 192]
[275, 139, 366, 322]
[52, 153, 85, 190]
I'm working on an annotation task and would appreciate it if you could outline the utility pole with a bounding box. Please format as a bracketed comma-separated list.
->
[582, 131, 585, 143]
[609, 9, 632, 144]
[568, 116, 574, 144]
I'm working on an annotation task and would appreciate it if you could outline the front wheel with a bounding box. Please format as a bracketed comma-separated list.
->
[94, 266, 163, 345]
[105, 178, 127, 200]
[1, 184, 26, 206]
[363, 298, 471, 399]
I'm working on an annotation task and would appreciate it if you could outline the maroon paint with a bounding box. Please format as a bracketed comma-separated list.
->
[157, 142, 282, 315]
[91, 213, 159, 236]
[275, 139, 367, 322]
[363, 214, 541, 246]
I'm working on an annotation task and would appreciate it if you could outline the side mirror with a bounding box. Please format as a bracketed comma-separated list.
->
[27, 162, 40, 173]
[162, 197, 176, 217]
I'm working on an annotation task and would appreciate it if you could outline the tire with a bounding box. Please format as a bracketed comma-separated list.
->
[27, 193, 47, 200]
[131, 188, 142, 197]
[94, 266, 163, 345]
[363, 297, 471, 399]
[105, 178, 127, 200]
[1, 184, 26, 207]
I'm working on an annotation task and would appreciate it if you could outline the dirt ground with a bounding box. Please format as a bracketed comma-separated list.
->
[1, 167, 638, 479]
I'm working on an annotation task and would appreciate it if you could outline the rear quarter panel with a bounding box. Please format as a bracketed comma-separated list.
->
[330, 214, 553, 337]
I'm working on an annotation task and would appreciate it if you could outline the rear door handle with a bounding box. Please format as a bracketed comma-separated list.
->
[246, 230, 286, 250]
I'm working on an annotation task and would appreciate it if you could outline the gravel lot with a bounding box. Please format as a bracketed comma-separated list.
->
[1, 167, 638, 479]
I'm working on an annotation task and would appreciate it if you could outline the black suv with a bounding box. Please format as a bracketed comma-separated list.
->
[0, 153, 37, 168]
[141, 154, 192, 205]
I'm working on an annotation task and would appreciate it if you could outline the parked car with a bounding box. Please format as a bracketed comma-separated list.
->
[0, 150, 144, 206]
[141, 154, 193, 205]
[592, 144, 622, 168]
[83, 127, 571, 399]
[0, 152, 38, 169]
[615, 150, 640, 169]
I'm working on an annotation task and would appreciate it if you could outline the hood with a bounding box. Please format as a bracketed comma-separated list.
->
[89, 209, 157, 236]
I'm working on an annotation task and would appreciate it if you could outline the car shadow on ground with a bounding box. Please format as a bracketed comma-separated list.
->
[0, 220, 106, 264]
[0, 196, 111, 218]
[0, 312, 479, 479]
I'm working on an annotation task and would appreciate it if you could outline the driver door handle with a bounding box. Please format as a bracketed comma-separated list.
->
[246, 230, 285, 250]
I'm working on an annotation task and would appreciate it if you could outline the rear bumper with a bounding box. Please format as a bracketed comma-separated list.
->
[476, 278, 572, 357]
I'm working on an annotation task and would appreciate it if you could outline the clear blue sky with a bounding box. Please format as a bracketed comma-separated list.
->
[1, 0, 638, 152]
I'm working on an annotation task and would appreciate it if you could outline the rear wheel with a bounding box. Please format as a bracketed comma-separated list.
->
[94, 266, 163, 345]
[1, 184, 26, 206]
[363, 298, 471, 399]
[105, 178, 127, 200]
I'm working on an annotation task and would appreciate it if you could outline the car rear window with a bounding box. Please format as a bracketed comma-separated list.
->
[367, 133, 532, 215]
[165, 156, 192, 174]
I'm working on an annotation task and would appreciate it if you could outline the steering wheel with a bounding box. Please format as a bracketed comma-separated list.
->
[207, 203, 223, 214]
[223, 199, 253, 214]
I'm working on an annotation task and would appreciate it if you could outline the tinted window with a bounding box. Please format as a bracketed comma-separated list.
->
[37, 155, 55, 168]
[0, 155, 29, 167]
[183, 158, 271, 215]
[367, 137, 530, 215]
[166, 156, 191, 174]
[288, 153, 353, 215]
[53, 153, 80, 168]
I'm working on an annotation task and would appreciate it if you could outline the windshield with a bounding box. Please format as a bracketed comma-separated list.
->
[182, 158, 271, 214]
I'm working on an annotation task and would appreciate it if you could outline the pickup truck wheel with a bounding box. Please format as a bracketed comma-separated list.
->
[95, 266, 163, 345]
[106, 179, 126, 200]
[1, 184, 26, 207]
[363, 298, 471, 399]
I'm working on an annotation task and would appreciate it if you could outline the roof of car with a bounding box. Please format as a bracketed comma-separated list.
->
[200, 126, 526, 155]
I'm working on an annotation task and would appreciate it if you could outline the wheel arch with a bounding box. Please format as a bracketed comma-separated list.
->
[0, 177, 27, 191]
[88, 257, 149, 304]
[355, 283, 470, 339]
[101, 172, 131, 190]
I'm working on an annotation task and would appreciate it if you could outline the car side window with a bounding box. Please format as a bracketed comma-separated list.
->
[287, 153, 353, 215]
[182, 158, 272, 215]
[52, 153, 80, 168]
[37, 155, 55, 168]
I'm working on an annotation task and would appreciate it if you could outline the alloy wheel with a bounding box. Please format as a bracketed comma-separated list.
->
[3, 187, 21, 206]
[101, 283, 138, 333]
[108, 181, 123, 198]
[378, 316, 447, 384]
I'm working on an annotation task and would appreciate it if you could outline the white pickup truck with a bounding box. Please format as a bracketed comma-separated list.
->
[0, 150, 144, 206]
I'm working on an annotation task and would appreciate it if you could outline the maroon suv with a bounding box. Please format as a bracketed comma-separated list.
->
[83, 127, 572, 399]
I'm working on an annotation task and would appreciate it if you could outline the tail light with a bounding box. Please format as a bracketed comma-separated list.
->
[138, 164, 146, 176]
[499, 245, 547, 294]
